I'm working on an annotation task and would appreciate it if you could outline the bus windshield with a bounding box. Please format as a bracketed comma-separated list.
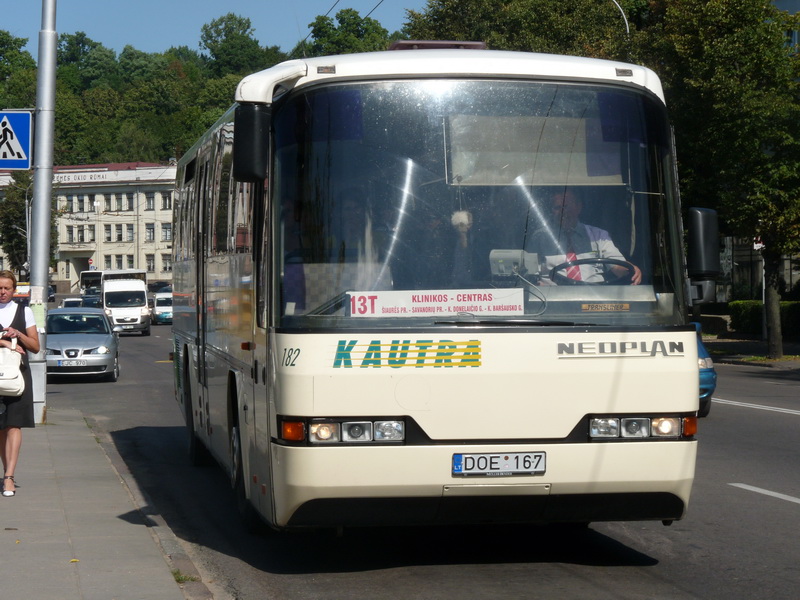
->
[273, 79, 685, 329]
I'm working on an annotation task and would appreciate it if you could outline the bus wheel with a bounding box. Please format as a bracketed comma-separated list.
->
[230, 423, 264, 533]
[185, 364, 211, 467]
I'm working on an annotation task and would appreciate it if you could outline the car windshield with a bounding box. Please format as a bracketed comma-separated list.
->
[155, 297, 172, 307]
[104, 291, 146, 308]
[47, 314, 110, 335]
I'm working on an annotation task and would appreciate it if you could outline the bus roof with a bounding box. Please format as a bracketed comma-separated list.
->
[235, 49, 665, 105]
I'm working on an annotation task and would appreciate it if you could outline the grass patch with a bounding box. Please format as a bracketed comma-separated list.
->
[172, 569, 200, 584]
[738, 355, 800, 363]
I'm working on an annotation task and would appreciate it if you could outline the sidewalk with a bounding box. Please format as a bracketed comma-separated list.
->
[1, 407, 205, 600]
[703, 335, 800, 369]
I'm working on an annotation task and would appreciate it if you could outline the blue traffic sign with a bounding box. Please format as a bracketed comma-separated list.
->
[0, 111, 33, 170]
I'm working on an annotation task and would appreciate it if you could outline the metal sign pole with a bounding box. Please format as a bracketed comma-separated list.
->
[30, 0, 57, 423]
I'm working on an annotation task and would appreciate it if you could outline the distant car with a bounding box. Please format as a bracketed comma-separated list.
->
[60, 297, 83, 308]
[45, 307, 121, 382]
[151, 292, 173, 324]
[695, 323, 717, 418]
[147, 281, 171, 294]
[81, 295, 102, 308]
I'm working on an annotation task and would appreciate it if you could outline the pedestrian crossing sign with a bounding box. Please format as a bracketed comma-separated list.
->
[0, 111, 33, 170]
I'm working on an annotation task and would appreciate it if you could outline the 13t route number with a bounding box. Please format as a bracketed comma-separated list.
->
[350, 294, 378, 315]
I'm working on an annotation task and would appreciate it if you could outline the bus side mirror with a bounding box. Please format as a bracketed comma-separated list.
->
[233, 103, 270, 182]
[687, 207, 720, 305]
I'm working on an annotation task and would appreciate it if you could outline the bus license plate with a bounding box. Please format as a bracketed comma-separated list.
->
[58, 360, 86, 367]
[452, 452, 546, 477]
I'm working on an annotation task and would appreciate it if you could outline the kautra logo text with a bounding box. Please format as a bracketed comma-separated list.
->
[333, 339, 481, 368]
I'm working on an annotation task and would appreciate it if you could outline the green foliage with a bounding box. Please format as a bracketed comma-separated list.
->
[729, 301, 800, 338]
[306, 9, 391, 57]
[200, 13, 279, 77]
[0, 172, 31, 271]
[404, 0, 635, 59]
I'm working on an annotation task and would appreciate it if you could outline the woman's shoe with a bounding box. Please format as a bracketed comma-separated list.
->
[3, 476, 16, 497]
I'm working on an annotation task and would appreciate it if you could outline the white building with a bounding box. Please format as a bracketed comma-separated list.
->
[1, 162, 176, 294]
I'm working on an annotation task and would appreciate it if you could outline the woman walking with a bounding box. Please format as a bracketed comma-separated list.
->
[0, 270, 39, 497]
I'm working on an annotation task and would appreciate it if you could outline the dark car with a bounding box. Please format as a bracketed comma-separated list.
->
[695, 323, 717, 418]
[81, 295, 102, 308]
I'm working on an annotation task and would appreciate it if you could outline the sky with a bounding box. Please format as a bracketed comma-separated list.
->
[3, 0, 429, 59]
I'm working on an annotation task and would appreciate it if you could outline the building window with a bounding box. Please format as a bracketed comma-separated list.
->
[104, 224, 112, 242]
[115, 255, 123, 269]
[161, 254, 172, 273]
[65, 195, 74, 212]
[126, 193, 134, 211]
[88, 225, 96, 242]
[65, 260, 71, 278]
[105, 195, 112, 212]
[161, 223, 172, 241]
[88, 194, 96, 212]
[67, 226, 74, 243]
[145, 223, 155, 242]
[77, 227, 85, 243]
[115, 224, 123, 242]
[161, 192, 172, 210]
[104, 255, 112, 270]
[115, 194, 123, 211]
[126, 224, 134, 242]
[145, 192, 155, 211]
[77, 195, 85, 213]
[146, 254, 155, 272]
[127, 255, 134, 269]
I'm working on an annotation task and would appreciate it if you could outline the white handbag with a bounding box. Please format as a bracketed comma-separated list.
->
[0, 339, 25, 397]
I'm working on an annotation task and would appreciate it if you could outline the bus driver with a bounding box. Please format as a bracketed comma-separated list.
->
[526, 188, 642, 285]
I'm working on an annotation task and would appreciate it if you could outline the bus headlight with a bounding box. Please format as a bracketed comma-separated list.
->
[280, 417, 405, 444]
[590, 416, 693, 440]
[621, 418, 650, 438]
[309, 422, 340, 443]
[590, 418, 619, 438]
[651, 417, 682, 438]
[342, 421, 373, 442]
[374, 420, 405, 441]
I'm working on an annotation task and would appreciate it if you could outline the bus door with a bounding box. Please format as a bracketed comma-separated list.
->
[195, 161, 209, 390]
[250, 181, 274, 521]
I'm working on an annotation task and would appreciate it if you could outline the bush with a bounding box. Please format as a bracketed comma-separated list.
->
[728, 300, 800, 338]
[729, 301, 762, 334]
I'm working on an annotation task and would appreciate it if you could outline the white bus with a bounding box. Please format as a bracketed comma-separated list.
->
[79, 269, 147, 293]
[173, 46, 719, 531]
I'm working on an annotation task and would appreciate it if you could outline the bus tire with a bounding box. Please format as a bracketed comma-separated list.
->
[230, 422, 264, 533]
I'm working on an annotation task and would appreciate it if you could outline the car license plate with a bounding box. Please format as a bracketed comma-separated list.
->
[58, 360, 86, 367]
[452, 452, 546, 477]
[122, 325, 134, 329]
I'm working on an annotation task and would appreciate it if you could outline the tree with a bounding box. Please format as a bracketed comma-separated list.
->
[0, 171, 33, 274]
[0, 31, 35, 81]
[305, 9, 390, 57]
[200, 13, 266, 76]
[403, 0, 636, 59]
[636, 0, 800, 358]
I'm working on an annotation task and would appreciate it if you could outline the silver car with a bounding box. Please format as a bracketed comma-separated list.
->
[45, 308, 121, 382]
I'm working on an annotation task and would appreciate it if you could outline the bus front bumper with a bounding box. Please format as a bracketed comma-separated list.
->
[268, 441, 696, 528]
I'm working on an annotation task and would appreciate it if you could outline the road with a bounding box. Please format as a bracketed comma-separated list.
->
[46, 333, 800, 600]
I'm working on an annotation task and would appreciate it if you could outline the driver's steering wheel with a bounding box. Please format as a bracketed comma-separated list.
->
[549, 257, 635, 286]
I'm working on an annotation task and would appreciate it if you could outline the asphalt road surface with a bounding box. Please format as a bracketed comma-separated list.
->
[46, 332, 800, 599]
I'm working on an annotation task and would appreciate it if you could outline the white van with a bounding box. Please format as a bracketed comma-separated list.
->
[103, 279, 151, 335]
[151, 292, 173, 325]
